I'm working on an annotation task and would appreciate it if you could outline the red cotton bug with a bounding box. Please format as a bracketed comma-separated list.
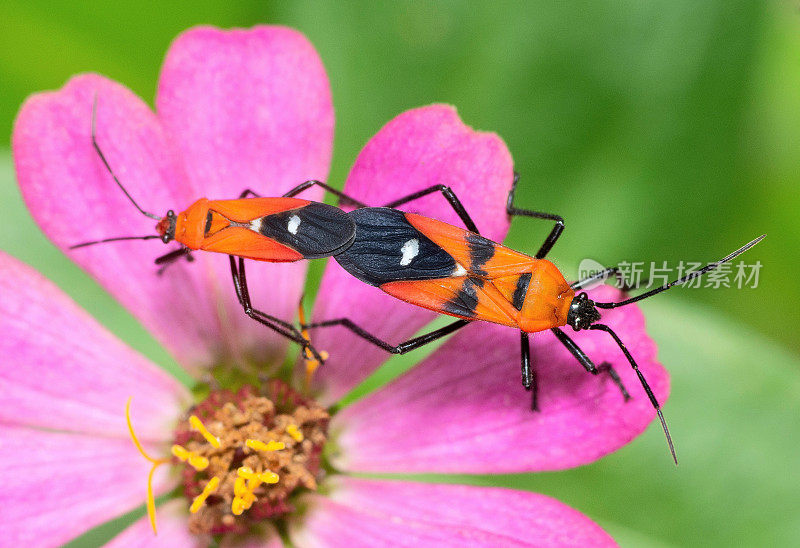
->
[295, 175, 765, 464]
[70, 98, 359, 363]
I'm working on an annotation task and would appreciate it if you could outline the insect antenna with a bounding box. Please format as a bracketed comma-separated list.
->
[595, 234, 765, 310]
[589, 323, 678, 465]
[70, 235, 162, 249]
[91, 95, 160, 221]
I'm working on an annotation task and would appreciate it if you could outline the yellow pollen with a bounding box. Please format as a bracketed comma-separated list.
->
[188, 454, 209, 471]
[190, 476, 220, 514]
[237, 466, 257, 480]
[170, 444, 209, 471]
[231, 497, 247, 516]
[231, 469, 268, 515]
[189, 415, 220, 448]
[234, 476, 248, 497]
[125, 397, 169, 535]
[245, 438, 285, 452]
[286, 424, 304, 442]
[171, 444, 189, 460]
[260, 471, 280, 484]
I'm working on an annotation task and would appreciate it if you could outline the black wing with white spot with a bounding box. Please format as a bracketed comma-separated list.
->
[258, 202, 356, 259]
[334, 207, 457, 286]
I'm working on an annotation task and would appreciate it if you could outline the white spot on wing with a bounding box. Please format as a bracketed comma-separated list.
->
[452, 263, 467, 277]
[400, 238, 419, 266]
[287, 214, 301, 235]
[249, 218, 262, 232]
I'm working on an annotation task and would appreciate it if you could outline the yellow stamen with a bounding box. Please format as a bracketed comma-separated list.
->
[126, 397, 169, 535]
[285, 424, 304, 442]
[171, 444, 209, 471]
[127, 398, 165, 465]
[298, 301, 329, 387]
[190, 476, 220, 513]
[259, 471, 280, 484]
[234, 476, 248, 497]
[231, 497, 247, 516]
[171, 444, 189, 460]
[245, 438, 285, 452]
[189, 415, 220, 448]
[237, 466, 257, 480]
[231, 469, 266, 515]
[188, 454, 210, 471]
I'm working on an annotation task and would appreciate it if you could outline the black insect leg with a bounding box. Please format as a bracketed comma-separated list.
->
[228, 256, 327, 364]
[283, 181, 482, 233]
[154, 246, 194, 275]
[588, 323, 677, 464]
[550, 327, 631, 401]
[281, 180, 368, 208]
[551, 326, 678, 468]
[506, 172, 564, 259]
[520, 331, 539, 411]
[302, 317, 470, 355]
[382, 185, 480, 234]
[238, 189, 261, 198]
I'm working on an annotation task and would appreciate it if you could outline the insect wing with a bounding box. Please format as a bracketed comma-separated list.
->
[199, 226, 304, 261]
[381, 276, 519, 327]
[204, 197, 312, 222]
[205, 198, 356, 260]
[405, 212, 534, 278]
[257, 202, 356, 259]
[334, 207, 459, 286]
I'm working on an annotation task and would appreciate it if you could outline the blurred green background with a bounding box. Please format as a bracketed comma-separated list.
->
[1, 1, 798, 547]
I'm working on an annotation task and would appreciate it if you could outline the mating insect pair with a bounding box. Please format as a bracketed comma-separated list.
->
[74, 99, 764, 463]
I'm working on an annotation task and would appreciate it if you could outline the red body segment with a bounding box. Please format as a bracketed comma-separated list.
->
[164, 197, 311, 262]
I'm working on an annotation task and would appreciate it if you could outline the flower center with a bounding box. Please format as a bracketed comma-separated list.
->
[126, 378, 329, 537]
[173, 380, 329, 535]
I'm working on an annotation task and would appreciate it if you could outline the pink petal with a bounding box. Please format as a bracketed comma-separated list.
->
[0, 251, 187, 440]
[106, 500, 202, 548]
[1, 425, 175, 547]
[156, 25, 335, 365]
[312, 105, 515, 403]
[157, 25, 333, 201]
[332, 286, 669, 473]
[290, 477, 616, 547]
[12, 73, 233, 369]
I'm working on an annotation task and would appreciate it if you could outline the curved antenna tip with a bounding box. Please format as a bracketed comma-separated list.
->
[656, 408, 678, 466]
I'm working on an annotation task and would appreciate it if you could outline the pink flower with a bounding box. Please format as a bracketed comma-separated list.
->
[6, 25, 668, 546]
